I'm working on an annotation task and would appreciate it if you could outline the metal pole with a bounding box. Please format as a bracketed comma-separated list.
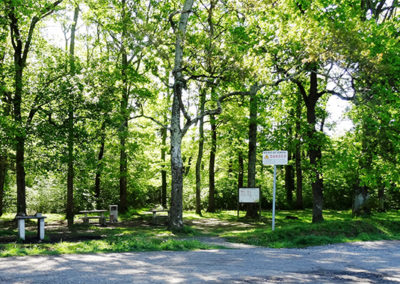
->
[272, 165, 277, 231]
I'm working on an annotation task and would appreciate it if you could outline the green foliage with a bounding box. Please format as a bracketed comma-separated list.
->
[1, 0, 399, 220]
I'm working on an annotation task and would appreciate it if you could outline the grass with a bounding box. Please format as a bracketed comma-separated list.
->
[1, 209, 399, 257]
[0, 236, 215, 257]
[196, 209, 400, 248]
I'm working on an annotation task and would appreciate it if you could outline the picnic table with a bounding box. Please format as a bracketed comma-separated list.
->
[149, 208, 169, 225]
[15, 214, 47, 240]
[79, 210, 107, 226]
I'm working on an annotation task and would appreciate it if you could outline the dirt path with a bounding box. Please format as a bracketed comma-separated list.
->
[0, 240, 399, 283]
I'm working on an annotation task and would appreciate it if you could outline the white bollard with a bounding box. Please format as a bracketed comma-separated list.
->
[18, 219, 25, 240]
[39, 218, 45, 240]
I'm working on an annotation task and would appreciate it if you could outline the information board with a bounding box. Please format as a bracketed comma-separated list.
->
[262, 151, 288, 165]
[239, 188, 260, 203]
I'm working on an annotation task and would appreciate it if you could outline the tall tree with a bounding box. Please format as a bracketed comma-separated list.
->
[65, 4, 79, 227]
[118, 0, 129, 213]
[294, 92, 303, 209]
[7, 0, 63, 215]
[169, 0, 197, 230]
[195, 88, 205, 215]
[207, 114, 217, 212]
[246, 85, 260, 218]
[0, 6, 9, 216]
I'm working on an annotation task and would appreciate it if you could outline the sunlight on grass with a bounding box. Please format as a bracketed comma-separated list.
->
[1, 209, 400, 257]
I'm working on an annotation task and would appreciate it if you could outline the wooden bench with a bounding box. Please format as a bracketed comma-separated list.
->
[150, 209, 169, 225]
[16, 214, 47, 240]
[79, 210, 107, 226]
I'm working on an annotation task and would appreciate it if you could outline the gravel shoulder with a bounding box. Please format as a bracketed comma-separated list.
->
[1, 240, 399, 283]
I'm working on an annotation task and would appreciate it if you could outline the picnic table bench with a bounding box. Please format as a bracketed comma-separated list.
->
[79, 210, 107, 226]
[149, 208, 169, 225]
[16, 214, 47, 240]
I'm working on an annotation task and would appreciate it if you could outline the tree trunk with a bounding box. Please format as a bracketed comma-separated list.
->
[306, 67, 324, 223]
[207, 114, 217, 213]
[119, 116, 128, 213]
[14, 44, 26, 216]
[195, 90, 205, 215]
[353, 120, 374, 216]
[161, 126, 167, 208]
[170, 94, 184, 230]
[66, 107, 74, 226]
[285, 123, 294, 207]
[94, 122, 106, 209]
[285, 156, 294, 207]
[169, 0, 195, 231]
[238, 151, 244, 189]
[295, 93, 303, 209]
[66, 6, 79, 227]
[119, 0, 129, 213]
[246, 88, 259, 218]
[0, 36, 8, 217]
[0, 154, 6, 217]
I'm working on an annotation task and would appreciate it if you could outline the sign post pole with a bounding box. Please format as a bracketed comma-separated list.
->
[263, 150, 288, 231]
[272, 165, 277, 231]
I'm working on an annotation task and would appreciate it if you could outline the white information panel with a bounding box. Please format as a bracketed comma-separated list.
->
[239, 188, 260, 203]
[263, 151, 288, 165]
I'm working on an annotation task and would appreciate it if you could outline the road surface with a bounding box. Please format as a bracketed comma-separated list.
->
[0, 240, 399, 283]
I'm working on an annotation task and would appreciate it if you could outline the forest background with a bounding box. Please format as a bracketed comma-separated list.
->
[0, 0, 399, 230]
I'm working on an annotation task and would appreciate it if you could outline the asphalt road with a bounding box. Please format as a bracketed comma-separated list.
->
[0, 240, 399, 283]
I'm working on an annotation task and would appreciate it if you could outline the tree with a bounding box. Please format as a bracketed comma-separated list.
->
[6, 0, 63, 215]
[246, 85, 261, 218]
[66, 4, 79, 227]
[0, 3, 10, 216]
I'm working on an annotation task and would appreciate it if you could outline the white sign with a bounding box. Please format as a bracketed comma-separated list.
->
[239, 188, 260, 203]
[263, 151, 288, 165]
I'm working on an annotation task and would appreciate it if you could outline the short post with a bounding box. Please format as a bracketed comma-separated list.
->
[38, 218, 45, 240]
[18, 218, 25, 240]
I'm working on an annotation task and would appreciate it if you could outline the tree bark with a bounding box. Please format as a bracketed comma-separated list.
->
[207, 114, 217, 213]
[94, 122, 106, 209]
[119, 0, 129, 213]
[285, 123, 294, 207]
[169, 0, 195, 230]
[161, 126, 167, 208]
[66, 5, 79, 227]
[0, 154, 6, 217]
[305, 66, 324, 223]
[295, 93, 303, 209]
[285, 154, 294, 207]
[195, 89, 205, 215]
[170, 93, 184, 230]
[10, 7, 27, 215]
[238, 151, 244, 189]
[0, 27, 7, 216]
[246, 87, 259, 218]
[353, 120, 374, 216]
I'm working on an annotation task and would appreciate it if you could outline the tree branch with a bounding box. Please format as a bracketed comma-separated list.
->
[325, 90, 355, 101]
[181, 84, 262, 135]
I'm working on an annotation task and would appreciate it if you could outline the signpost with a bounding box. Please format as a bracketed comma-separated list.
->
[263, 151, 288, 230]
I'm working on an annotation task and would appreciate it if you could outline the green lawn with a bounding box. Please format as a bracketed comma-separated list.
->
[0, 209, 399, 257]
[186, 209, 400, 248]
